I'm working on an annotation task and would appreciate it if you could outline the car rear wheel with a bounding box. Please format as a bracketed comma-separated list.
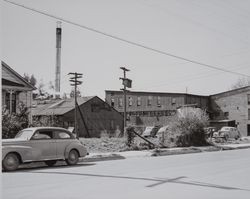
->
[45, 160, 57, 167]
[66, 150, 79, 165]
[3, 153, 20, 171]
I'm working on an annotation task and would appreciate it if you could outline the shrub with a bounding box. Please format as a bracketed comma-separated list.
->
[125, 126, 136, 147]
[2, 102, 29, 139]
[166, 108, 209, 147]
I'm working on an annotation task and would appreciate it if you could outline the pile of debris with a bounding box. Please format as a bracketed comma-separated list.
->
[80, 137, 128, 153]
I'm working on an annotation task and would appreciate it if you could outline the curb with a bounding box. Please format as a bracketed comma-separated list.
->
[83, 143, 250, 162]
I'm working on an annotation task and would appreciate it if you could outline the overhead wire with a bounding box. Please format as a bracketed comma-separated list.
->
[136, 64, 250, 90]
[3, 0, 250, 78]
[138, 0, 250, 45]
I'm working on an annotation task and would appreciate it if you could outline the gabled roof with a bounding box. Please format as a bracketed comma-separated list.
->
[210, 86, 250, 98]
[32, 96, 95, 116]
[1, 61, 36, 90]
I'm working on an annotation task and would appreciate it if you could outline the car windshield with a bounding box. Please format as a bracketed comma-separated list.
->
[15, 130, 34, 140]
[144, 127, 154, 131]
[221, 127, 231, 131]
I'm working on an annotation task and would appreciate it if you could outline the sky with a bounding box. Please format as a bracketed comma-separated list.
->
[2, 0, 250, 99]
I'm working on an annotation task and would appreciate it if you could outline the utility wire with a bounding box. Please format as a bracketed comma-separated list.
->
[4, 0, 250, 78]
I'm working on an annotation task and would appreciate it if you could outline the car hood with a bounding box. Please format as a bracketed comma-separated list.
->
[2, 138, 29, 145]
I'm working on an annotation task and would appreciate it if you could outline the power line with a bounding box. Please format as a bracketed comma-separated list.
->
[4, 0, 250, 78]
[137, 0, 250, 45]
[136, 64, 250, 90]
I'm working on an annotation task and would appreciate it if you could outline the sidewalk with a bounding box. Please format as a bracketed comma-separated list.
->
[82, 142, 250, 162]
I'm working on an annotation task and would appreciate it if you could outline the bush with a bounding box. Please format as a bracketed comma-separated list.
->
[2, 102, 29, 139]
[125, 126, 136, 147]
[166, 108, 209, 147]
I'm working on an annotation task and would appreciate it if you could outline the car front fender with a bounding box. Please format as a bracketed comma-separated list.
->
[2, 145, 33, 163]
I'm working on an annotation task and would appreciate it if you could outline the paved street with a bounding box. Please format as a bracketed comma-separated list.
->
[2, 149, 250, 199]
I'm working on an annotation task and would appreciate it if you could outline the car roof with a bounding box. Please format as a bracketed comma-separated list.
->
[24, 127, 70, 131]
[221, 126, 235, 130]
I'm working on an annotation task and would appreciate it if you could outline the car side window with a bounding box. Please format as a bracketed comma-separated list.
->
[54, 131, 71, 139]
[32, 131, 53, 140]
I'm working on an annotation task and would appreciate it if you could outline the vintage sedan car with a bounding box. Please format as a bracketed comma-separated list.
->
[2, 127, 88, 171]
[213, 126, 241, 140]
[141, 126, 161, 138]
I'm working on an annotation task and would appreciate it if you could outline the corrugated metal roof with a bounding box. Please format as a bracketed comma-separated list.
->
[32, 96, 95, 116]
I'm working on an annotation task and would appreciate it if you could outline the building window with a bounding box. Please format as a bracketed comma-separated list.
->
[172, 98, 176, 105]
[248, 94, 250, 105]
[111, 98, 115, 107]
[110, 120, 114, 130]
[5, 92, 17, 113]
[128, 97, 133, 106]
[148, 96, 152, 106]
[118, 98, 123, 107]
[157, 96, 161, 107]
[137, 97, 141, 106]
[248, 109, 250, 120]
[224, 112, 229, 118]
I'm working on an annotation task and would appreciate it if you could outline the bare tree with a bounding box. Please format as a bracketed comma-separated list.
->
[23, 73, 37, 87]
[231, 77, 250, 89]
[70, 88, 82, 98]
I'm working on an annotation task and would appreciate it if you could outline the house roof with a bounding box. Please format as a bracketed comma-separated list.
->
[1, 61, 36, 90]
[32, 96, 95, 116]
[105, 90, 208, 98]
[210, 86, 250, 98]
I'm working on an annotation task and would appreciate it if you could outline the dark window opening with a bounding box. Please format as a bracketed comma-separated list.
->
[157, 96, 161, 107]
[128, 97, 133, 106]
[111, 98, 115, 107]
[172, 98, 176, 105]
[148, 96, 152, 106]
[137, 97, 141, 106]
[5, 92, 17, 113]
[224, 112, 229, 118]
[118, 98, 123, 107]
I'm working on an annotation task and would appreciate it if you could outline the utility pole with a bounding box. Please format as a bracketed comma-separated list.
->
[119, 67, 132, 135]
[68, 72, 83, 138]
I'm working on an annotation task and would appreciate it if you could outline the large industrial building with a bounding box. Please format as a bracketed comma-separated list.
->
[209, 86, 250, 137]
[105, 87, 250, 137]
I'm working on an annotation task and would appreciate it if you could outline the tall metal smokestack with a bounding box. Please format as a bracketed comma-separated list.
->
[55, 21, 62, 98]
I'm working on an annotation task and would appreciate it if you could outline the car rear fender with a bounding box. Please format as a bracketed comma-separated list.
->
[64, 142, 88, 158]
[2, 145, 33, 163]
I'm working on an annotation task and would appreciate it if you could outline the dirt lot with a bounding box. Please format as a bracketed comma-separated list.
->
[80, 136, 250, 153]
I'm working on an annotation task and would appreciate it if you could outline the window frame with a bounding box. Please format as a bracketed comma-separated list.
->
[147, 96, 152, 106]
[54, 130, 74, 139]
[31, 130, 53, 140]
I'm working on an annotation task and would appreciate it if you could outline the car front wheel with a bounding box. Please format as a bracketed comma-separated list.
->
[3, 153, 20, 171]
[66, 150, 79, 165]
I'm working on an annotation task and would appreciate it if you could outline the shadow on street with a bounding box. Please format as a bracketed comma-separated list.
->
[17, 170, 250, 192]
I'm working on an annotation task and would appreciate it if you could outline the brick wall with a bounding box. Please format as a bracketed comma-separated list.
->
[210, 90, 250, 136]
